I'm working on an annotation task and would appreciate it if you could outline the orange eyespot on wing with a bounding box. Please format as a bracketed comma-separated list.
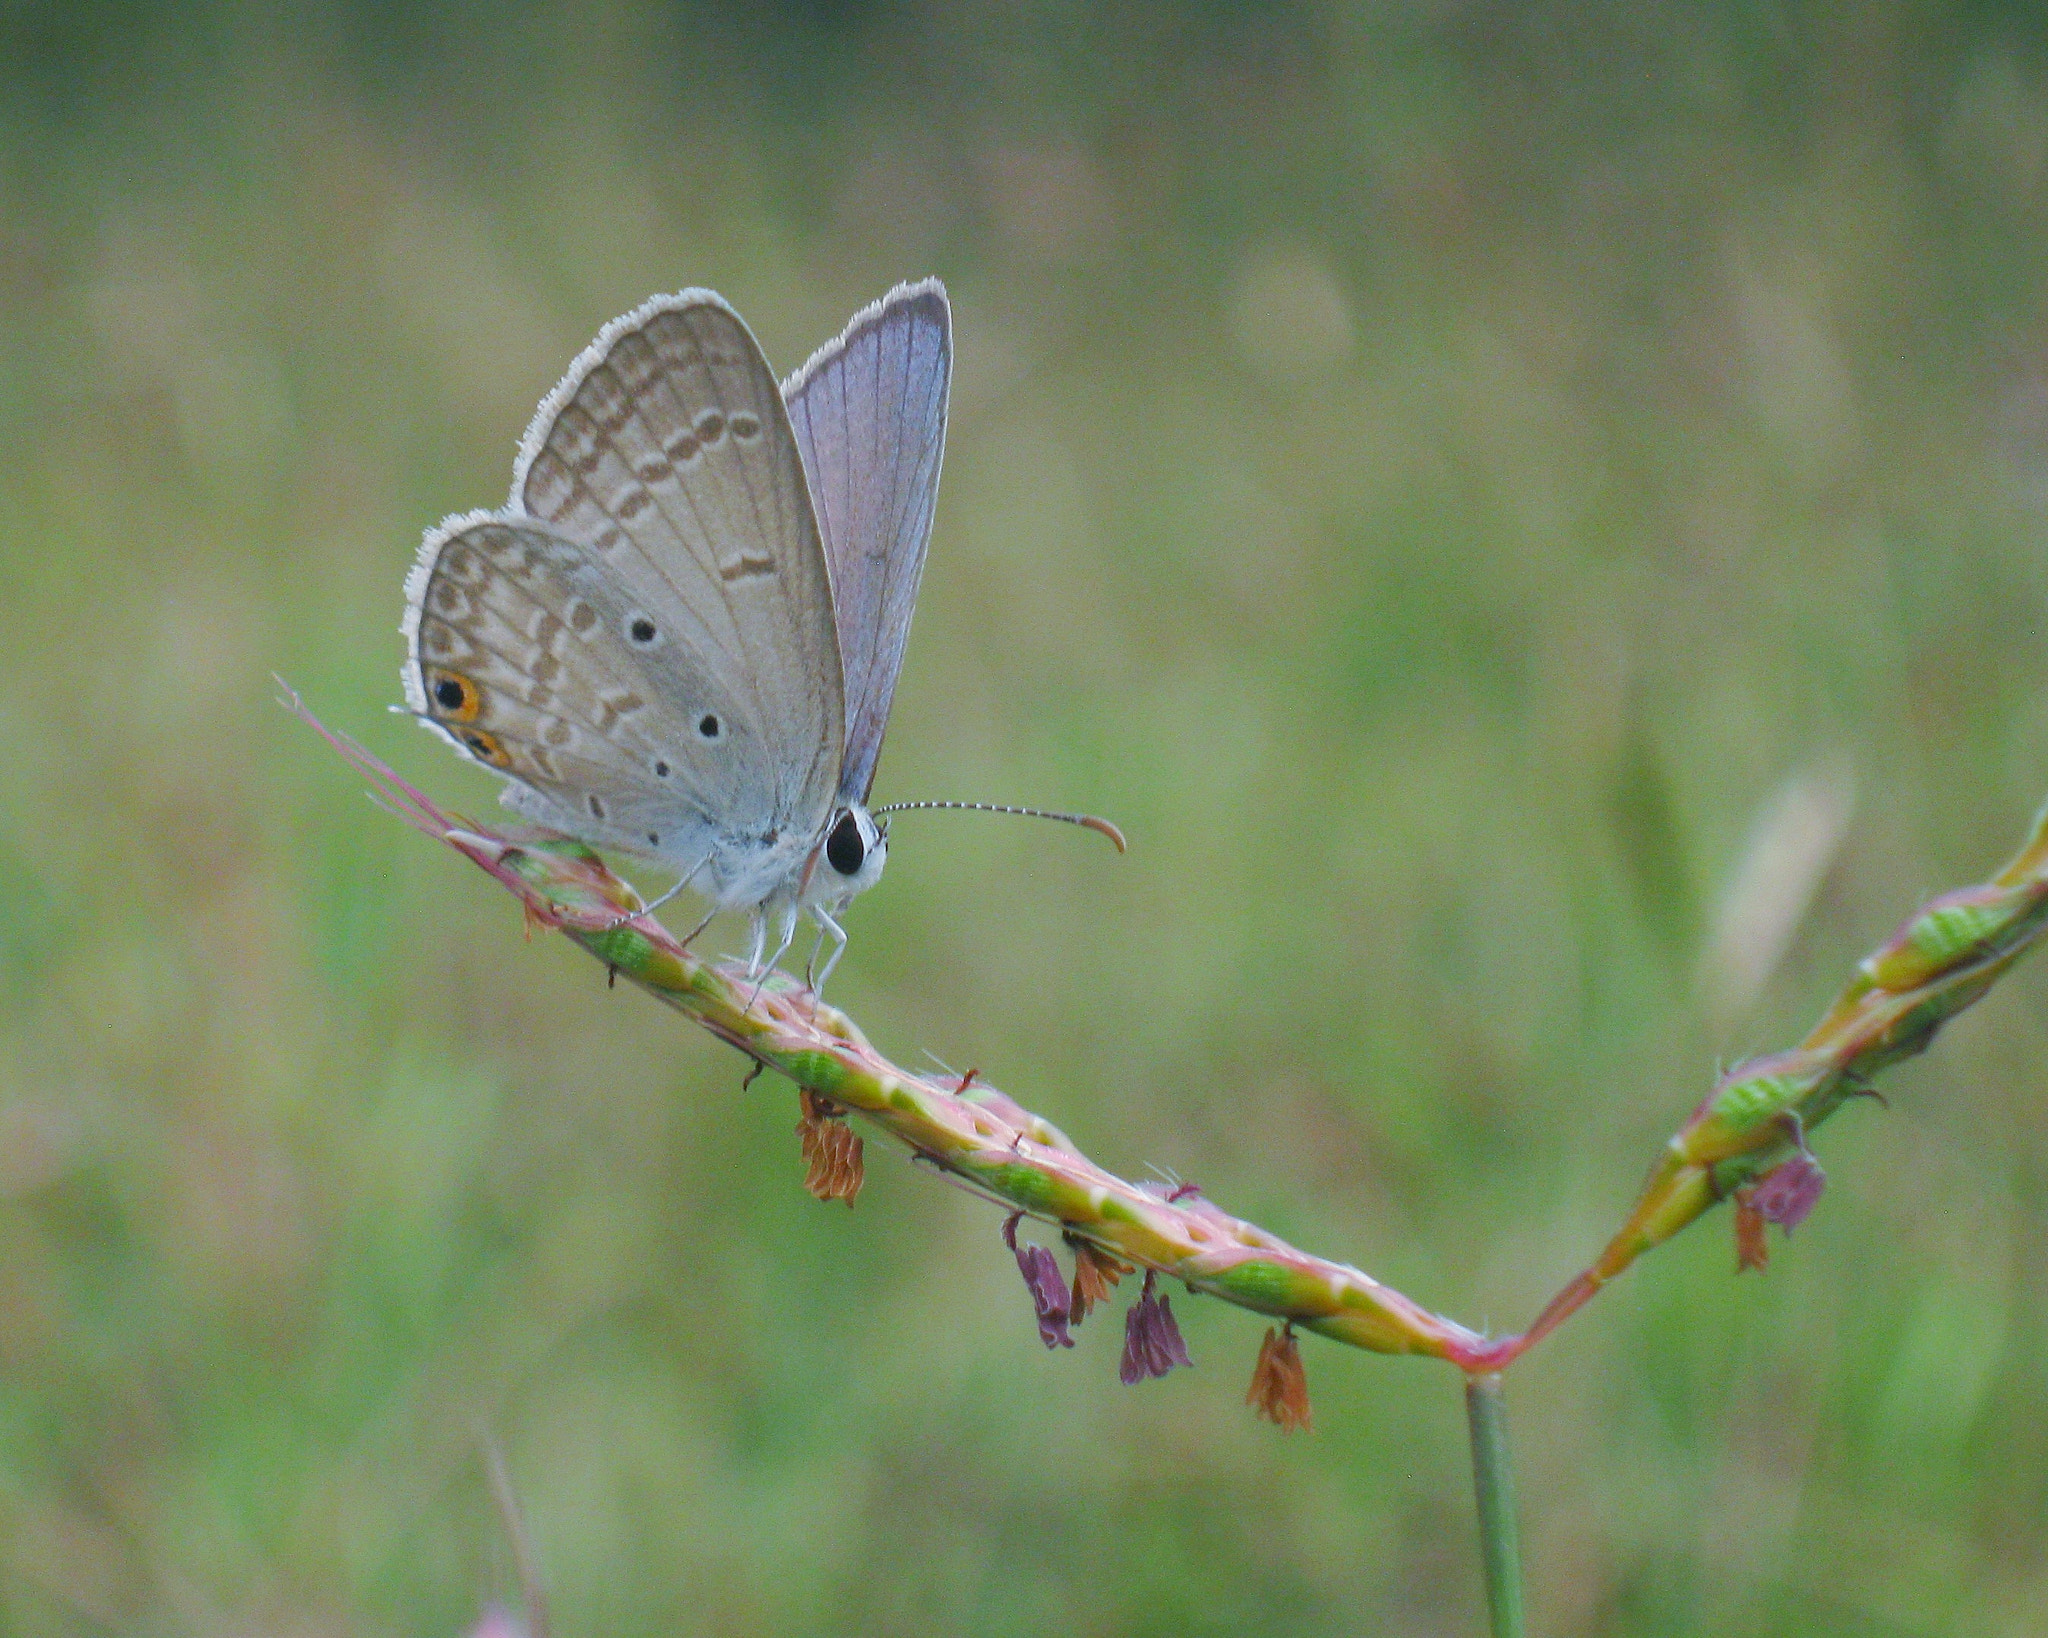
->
[425, 667, 484, 723]
[457, 726, 513, 769]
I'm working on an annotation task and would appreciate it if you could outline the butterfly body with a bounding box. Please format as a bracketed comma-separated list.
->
[401, 281, 950, 983]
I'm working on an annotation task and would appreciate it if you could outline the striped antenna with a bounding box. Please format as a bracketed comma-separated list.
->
[872, 801, 1126, 853]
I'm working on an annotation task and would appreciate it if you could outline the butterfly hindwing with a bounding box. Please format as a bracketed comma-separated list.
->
[402, 512, 744, 867]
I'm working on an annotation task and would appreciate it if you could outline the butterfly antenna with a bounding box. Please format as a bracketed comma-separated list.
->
[872, 801, 1126, 852]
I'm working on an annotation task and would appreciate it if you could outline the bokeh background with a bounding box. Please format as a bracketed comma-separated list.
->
[4, 2, 2048, 1633]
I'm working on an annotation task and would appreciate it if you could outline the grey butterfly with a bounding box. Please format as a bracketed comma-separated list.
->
[400, 280, 951, 988]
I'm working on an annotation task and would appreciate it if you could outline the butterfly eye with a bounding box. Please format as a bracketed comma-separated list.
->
[826, 811, 866, 876]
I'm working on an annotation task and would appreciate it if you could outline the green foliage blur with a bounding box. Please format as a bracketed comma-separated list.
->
[4, 2, 2048, 1632]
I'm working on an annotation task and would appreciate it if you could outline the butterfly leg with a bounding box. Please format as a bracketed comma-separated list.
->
[677, 902, 718, 951]
[761, 900, 799, 974]
[606, 856, 707, 931]
[629, 873, 694, 919]
[808, 904, 850, 999]
[744, 899, 799, 1011]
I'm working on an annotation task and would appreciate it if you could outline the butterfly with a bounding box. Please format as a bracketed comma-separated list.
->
[400, 280, 1115, 993]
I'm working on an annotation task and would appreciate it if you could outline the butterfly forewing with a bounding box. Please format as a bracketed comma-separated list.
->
[513, 291, 845, 834]
[783, 278, 951, 804]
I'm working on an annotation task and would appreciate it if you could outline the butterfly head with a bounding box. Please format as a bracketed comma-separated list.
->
[814, 805, 888, 903]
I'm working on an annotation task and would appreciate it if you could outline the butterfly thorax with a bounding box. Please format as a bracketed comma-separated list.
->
[700, 822, 829, 912]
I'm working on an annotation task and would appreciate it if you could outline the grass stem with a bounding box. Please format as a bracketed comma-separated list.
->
[1465, 1373, 1525, 1638]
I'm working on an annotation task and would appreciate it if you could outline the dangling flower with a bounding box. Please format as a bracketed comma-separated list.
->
[1245, 1325, 1312, 1432]
[1733, 1196, 1770, 1272]
[796, 1088, 864, 1204]
[1732, 1144, 1826, 1271]
[1749, 1147, 1826, 1232]
[1003, 1214, 1073, 1348]
[1065, 1235, 1134, 1326]
[1119, 1271, 1192, 1384]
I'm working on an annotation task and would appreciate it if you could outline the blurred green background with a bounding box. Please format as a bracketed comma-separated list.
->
[4, 1, 2048, 1632]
